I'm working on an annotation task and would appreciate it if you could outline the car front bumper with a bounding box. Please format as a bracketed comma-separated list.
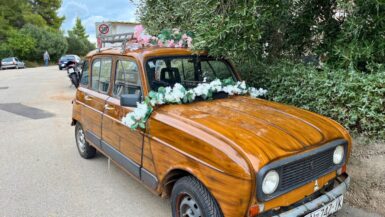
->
[273, 175, 350, 217]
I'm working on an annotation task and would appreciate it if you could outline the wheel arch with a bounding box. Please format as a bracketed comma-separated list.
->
[161, 168, 225, 217]
[161, 168, 195, 198]
[71, 118, 78, 126]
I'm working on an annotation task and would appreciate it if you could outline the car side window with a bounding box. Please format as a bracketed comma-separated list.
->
[91, 58, 112, 93]
[113, 59, 141, 98]
[80, 60, 89, 86]
[91, 59, 101, 91]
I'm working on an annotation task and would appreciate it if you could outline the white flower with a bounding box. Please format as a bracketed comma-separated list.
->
[156, 93, 165, 105]
[122, 113, 136, 127]
[164, 93, 176, 102]
[171, 91, 184, 102]
[150, 98, 157, 107]
[194, 83, 211, 97]
[133, 102, 148, 120]
[223, 85, 235, 95]
[173, 83, 184, 90]
[164, 86, 176, 102]
[165, 86, 172, 94]
[210, 79, 222, 92]
[249, 87, 268, 98]
[171, 83, 186, 102]
[240, 81, 247, 89]
[121, 78, 268, 130]
[186, 89, 196, 100]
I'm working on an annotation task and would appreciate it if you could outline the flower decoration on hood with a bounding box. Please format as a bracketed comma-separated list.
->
[122, 78, 267, 130]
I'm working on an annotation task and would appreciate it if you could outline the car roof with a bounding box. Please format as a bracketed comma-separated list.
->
[85, 47, 207, 60]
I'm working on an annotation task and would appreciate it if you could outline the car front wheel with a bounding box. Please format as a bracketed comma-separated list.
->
[171, 176, 223, 217]
[75, 123, 96, 159]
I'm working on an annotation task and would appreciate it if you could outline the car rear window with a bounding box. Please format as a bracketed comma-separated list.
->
[61, 56, 76, 60]
[2, 58, 13, 62]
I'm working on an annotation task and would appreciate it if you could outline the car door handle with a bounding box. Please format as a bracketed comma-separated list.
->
[84, 95, 93, 101]
[105, 104, 114, 110]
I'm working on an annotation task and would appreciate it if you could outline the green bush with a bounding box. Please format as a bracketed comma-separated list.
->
[24, 61, 40, 68]
[2, 30, 36, 60]
[246, 62, 385, 139]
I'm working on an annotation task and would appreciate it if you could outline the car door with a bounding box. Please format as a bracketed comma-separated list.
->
[80, 57, 112, 148]
[101, 57, 144, 179]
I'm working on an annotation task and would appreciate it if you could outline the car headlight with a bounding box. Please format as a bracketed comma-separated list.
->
[333, 145, 344, 164]
[262, 170, 280, 195]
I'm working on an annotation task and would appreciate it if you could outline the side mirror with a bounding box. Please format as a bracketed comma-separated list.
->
[120, 94, 141, 107]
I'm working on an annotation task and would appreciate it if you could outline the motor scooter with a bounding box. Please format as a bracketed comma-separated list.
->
[64, 60, 81, 88]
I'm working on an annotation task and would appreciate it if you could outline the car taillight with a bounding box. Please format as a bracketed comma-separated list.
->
[13, 61, 16, 64]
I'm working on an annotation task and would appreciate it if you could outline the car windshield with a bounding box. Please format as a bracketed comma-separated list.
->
[2, 58, 13, 62]
[146, 56, 237, 90]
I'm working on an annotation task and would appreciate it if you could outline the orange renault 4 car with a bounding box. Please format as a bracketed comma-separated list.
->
[70, 46, 351, 217]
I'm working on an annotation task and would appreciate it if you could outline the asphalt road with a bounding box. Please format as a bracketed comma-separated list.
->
[0, 66, 382, 217]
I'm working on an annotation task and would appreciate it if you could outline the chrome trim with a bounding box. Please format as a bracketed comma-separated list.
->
[273, 175, 350, 217]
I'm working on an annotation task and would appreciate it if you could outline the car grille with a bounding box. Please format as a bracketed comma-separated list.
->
[280, 147, 335, 191]
[256, 139, 347, 202]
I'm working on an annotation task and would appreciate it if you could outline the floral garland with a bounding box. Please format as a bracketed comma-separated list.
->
[134, 25, 193, 48]
[122, 79, 267, 130]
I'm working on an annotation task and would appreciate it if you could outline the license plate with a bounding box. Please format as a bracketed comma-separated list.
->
[61, 64, 65, 67]
[304, 195, 343, 217]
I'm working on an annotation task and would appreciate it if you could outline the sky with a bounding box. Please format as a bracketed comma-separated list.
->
[58, 0, 138, 43]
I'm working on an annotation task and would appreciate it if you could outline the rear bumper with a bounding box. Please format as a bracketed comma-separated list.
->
[1, 64, 16, 69]
[273, 175, 350, 217]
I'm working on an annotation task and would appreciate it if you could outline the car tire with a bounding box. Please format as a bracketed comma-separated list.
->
[171, 176, 223, 217]
[75, 123, 96, 159]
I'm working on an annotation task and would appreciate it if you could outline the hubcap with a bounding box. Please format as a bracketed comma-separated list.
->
[178, 194, 202, 217]
[77, 128, 86, 152]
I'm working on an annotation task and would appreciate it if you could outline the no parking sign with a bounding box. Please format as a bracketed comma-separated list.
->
[98, 23, 110, 35]
[96, 22, 111, 48]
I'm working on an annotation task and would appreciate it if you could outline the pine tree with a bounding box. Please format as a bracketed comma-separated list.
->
[28, 0, 65, 30]
[71, 17, 88, 40]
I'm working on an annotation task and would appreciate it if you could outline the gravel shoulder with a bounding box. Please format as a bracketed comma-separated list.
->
[344, 137, 385, 216]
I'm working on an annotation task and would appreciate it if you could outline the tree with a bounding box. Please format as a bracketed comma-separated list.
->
[331, 0, 385, 70]
[138, 0, 385, 71]
[66, 18, 95, 56]
[66, 31, 87, 55]
[20, 24, 68, 61]
[70, 17, 88, 40]
[28, 0, 65, 30]
[0, 0, 63, 42]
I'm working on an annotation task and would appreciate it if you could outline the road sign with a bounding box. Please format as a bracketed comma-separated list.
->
[98, 24, 110, 35]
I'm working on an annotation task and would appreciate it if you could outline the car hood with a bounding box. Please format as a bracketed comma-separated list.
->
[154, 96, 349, 168]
